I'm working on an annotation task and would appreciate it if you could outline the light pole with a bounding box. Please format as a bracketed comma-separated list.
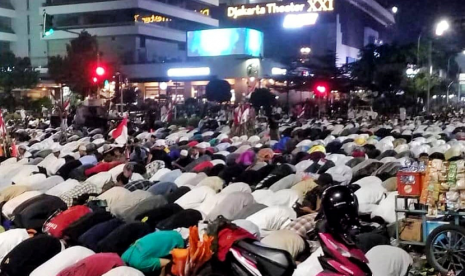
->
[447, 81, 454, 104]
[425, 20, 451, 111]
[417, 32, 422, 66]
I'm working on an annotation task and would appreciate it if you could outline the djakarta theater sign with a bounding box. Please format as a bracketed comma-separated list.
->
[227, 0, 334, 19]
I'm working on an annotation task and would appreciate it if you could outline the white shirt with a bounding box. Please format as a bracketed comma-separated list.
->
[86, 172, 112, 193]
[97, 186, 132, 214]
[246, 206, 297, 237]
[30, 246, 94, 276]
[2, 191, 42, 218]
[174, 173, 197, 187]
[367, 245, 412, 276]
[46, 179, 79, 197]
[196, 193, 228, 217]
[47, 158, 66, 176]
[0, 229, 29, 263]
[37, 154, 57, 168]
[10, 165, 39, 184]
[267, 189, 301, 207]
[111, 190, 153, 217]
[221, 182, 252, 194]
[175, 186, 216, 209]
[30, 175, 64, 192]
[102, 266, 144, 276]
[293, 247, 324, 276]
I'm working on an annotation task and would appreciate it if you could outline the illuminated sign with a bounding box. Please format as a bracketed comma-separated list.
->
[134, 14, 171, 23]
[195, 9, 210, 16]
[272, 68, 287, 75]
[134, 8, 209, 24]
[283, 13, 319, 28]
[167, 67, 211, 77]
[227, 0, 334, 19]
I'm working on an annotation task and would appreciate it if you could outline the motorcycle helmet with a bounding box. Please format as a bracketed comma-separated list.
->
[321, 185, 360, 243]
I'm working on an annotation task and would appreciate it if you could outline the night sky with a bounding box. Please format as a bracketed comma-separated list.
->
[383, 0, 465, 44]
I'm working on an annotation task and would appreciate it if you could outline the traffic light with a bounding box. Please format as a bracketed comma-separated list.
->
[42, 12, 54, 37]
[91, 65, 107, 85]
[314, 83, 328, 97]
[96, 66, 105, 76]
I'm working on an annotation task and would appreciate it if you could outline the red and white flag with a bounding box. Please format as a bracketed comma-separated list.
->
[63, 100, 70, 111]
[112, 117, 128, 145]
[0, 113, 6, 137]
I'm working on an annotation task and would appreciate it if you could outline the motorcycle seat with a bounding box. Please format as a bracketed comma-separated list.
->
[234, 240, 295, 268]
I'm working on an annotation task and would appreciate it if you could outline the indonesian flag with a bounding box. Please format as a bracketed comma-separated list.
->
[234, 106, 242, 126]
[112, 117, 128, 145]
[0, 113, 6, 137]
[63, 100, 70, 111]
[298, 106, 305, 119]
[241, 106, 250, 124]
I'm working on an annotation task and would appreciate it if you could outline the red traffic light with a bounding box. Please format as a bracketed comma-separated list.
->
[316, 85, 327, 94]
[96, 66, 105, 76]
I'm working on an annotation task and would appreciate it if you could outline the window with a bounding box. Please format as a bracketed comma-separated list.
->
[140, 36, 146, 48]
[27, 0, 29, 10]
[27, 16, 30, 35]
[28, 39, 31, 57]
[346, 57, 356, 64]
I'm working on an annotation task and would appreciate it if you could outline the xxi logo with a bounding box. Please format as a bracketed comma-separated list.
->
[307, 0, 334, 12]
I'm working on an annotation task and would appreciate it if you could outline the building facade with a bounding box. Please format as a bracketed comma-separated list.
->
[0, 0, 16, 54]
[216, 0, 395, 66]
[1, 0, 219, 67]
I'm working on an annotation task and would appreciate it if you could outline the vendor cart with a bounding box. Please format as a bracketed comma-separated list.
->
[425, 219, 465, 273]
[395, 195, 465, 273]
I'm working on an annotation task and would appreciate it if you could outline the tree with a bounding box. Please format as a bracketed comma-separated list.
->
[48, 31, 100, 96]
[205, 79, 232, 103]
[0, 52, 39, 110]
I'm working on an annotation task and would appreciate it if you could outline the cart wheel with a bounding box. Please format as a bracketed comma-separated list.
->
[426, 224, 465, 274]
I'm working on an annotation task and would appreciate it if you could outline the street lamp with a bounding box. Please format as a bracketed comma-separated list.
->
[435, 20, 450, 36]
[391, 6, 398, 14]
[423, 20, 452, 111]
[300, 47, 311, 55]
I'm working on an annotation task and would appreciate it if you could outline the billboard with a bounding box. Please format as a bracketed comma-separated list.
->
[187, 28, 264, 58]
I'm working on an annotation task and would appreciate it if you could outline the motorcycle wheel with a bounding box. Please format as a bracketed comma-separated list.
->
[425, 224, 465, 274]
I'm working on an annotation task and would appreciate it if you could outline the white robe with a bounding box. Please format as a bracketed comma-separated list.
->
[30, 246, 94, 276]
[0, 229, 29, 263]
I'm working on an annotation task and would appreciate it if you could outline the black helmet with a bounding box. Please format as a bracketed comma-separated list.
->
[321, 185, 359, 236]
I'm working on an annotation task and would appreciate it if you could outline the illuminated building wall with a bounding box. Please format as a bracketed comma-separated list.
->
[6, 0, 219, 67]
[215, 0, 395, 66]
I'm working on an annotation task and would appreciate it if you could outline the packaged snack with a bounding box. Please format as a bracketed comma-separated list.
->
[446, 191, 460, 202]
[456, 160, 465, 172]
[431, 159, 443, 171]
[438, 193, 447, 211]
[457, 178, 465, 190]
[448, 162, 458, 189]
